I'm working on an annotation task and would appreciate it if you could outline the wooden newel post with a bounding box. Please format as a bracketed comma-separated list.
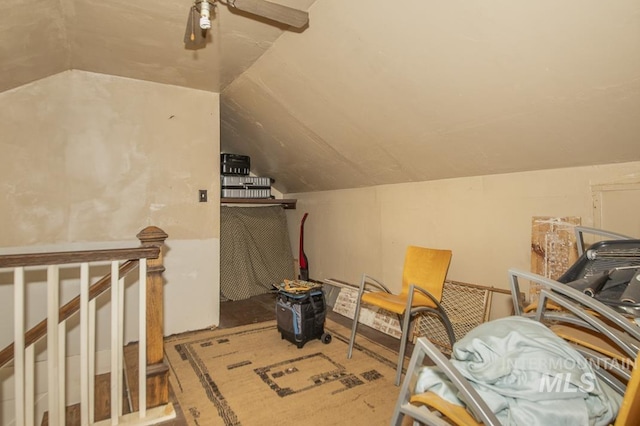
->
[137, 226, 169, 408]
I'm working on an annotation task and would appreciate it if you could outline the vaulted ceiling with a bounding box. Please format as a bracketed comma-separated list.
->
[2, 0, 639, 194]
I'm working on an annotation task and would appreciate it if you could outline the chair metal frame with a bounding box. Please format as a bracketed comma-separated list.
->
[347, 247, 455, 386]
[536, 287, 632, 395]
[390, 336, 501, 426]
[573, 226, 633, 257]
[509, 268, 640, 344]
[392, 335, 640, 426]
[510, 268, 640, 386]
[391, 268, 640, 425]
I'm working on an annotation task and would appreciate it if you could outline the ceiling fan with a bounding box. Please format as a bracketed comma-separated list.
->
[184, 0, 309, 49]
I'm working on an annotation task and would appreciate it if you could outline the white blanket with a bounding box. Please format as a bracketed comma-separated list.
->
[415, 316, 622, 425]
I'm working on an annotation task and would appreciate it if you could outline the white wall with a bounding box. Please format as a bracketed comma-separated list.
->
[0, 70, 221, 335]
[0, 71, 221, 422]
[285, 161, 640, 318]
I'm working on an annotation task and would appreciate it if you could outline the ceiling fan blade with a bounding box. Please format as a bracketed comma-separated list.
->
[184, 6, 208, 49]
[231, 0, 309, 28]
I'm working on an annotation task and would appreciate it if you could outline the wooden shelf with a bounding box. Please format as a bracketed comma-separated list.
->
[220, 198, 297, 209]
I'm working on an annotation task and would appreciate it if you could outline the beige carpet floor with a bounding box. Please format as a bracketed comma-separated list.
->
[164, 319, 402, 425]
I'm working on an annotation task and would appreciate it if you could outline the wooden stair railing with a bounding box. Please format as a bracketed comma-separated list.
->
[0, 226, 173, 425]
[138, 226, 171, 412]
[0, 259, 144, 368]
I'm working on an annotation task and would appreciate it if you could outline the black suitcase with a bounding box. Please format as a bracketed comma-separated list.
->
[220, 153, 250, 176]
[276, 289, 332, 348]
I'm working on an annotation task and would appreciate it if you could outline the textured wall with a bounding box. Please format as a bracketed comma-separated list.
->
[285, 161, 640, 318]
[1, 70, 219, 245]
[0, 70, 221, 338]
[222, 0, 640, 194]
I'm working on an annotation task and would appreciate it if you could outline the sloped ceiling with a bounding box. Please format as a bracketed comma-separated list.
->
[2, 0, 639, 194]
[0, 0, 299, 92]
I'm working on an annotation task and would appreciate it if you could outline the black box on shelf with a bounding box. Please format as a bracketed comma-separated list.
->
[221, 153, 250, 175]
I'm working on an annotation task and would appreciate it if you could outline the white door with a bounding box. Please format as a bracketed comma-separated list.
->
[592, 183, 640, 239]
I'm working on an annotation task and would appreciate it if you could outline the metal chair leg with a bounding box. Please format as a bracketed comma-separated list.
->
[347, 275, 367, 358]
[396, 312, 412, 386]
[395, 289, 416, 385]
[391, 338, 429, 426]
[347, 298, 362, 358]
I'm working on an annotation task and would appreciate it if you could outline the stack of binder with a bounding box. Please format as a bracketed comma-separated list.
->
[220, 153, 272, 199]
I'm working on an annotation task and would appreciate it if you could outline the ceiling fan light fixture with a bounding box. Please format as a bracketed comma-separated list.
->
[184, 0, 309, 50]
[184, 3, 209, 49]
[199, 0, 212, 29]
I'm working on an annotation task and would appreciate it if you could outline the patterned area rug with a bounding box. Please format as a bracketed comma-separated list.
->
[164, 319, 401, 425]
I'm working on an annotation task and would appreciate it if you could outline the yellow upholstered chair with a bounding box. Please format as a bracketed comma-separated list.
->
[346, 246, 453, 385]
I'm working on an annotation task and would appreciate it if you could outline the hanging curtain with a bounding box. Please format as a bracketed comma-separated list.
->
[220, 206, 295, 301]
